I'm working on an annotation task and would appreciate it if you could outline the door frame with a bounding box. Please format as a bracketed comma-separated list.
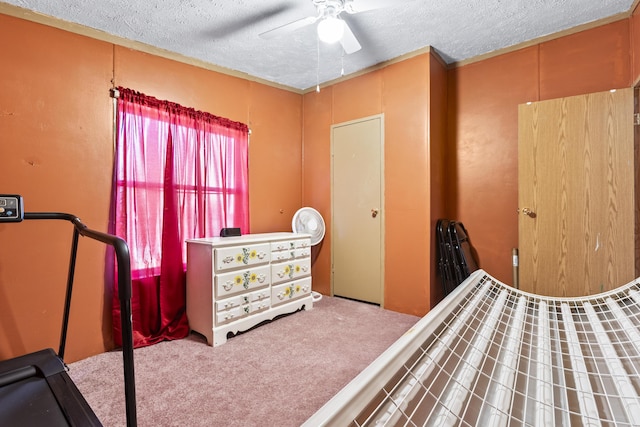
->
[330, 114, 385, 306]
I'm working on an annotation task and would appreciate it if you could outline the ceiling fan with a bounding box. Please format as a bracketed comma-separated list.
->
[259, 0, 398, 54]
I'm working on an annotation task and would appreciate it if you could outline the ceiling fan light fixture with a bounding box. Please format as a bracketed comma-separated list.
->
[317, 16, 344, 44]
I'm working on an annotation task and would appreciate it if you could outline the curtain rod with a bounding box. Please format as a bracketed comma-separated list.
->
[109, 87, 251, 134]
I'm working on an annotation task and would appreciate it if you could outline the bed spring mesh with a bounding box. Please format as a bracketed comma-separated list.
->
[305, 270, 640, 426]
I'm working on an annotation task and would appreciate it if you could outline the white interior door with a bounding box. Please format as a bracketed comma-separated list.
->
[331, 115, 383, 304]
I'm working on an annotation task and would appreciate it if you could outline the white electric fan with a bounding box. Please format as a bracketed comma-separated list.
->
[292, 207, 326, 302]
[292, 207, 326, 246]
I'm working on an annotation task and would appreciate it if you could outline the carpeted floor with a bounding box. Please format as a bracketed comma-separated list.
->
[68, 295, 419, 426]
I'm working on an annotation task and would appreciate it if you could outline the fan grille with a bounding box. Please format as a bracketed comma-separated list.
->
[292, 207, 325, 245]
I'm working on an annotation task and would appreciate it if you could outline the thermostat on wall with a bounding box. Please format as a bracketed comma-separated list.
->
[0, 195, 24, 222]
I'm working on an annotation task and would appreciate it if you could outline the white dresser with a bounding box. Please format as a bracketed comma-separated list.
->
[186, 232, 314, 346]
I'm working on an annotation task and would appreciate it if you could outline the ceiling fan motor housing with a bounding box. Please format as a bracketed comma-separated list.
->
[260, 0, 363, 54]
[313, 0, 348, 18]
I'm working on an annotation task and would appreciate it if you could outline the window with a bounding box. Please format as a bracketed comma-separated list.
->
[112, 87, 249, 347]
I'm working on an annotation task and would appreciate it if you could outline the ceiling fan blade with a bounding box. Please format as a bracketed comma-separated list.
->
[205, 5, 293, 39]
[259, 15, 318, 39]
[340, 21, 361, 54]
[344, 0, 399, 13]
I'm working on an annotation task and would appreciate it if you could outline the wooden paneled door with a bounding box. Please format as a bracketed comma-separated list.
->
[518, 88, 635, 297]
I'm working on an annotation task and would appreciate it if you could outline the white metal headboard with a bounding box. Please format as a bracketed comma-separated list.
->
[304, 269, 640, 426]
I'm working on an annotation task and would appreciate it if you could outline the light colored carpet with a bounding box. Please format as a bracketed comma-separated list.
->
[68, 295, 419, 426]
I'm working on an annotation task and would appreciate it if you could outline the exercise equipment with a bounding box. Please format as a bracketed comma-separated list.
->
[0, 195, 136, 426]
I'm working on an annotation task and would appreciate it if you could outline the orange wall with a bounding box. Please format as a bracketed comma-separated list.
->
[381, 56, 432, 314]
[0, 15, 303, 362]
[2, 8, 640, 363]
[448, 19, 633, 285]
[428, 54, 449, 308]
[631, 2, 640, 83]
[301, 88, 333, 295]
[539, 20, 631, 100]
[303, 52, 444, 317]
[447, 47, 539, 284]
[0, 15, 115, 363]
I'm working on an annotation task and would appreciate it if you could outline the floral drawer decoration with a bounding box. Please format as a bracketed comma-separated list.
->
[276, 263, 308, 280]
[278, 283, 303, 301]
[222, 247, 267, 266]
[222, 270, 266, 291]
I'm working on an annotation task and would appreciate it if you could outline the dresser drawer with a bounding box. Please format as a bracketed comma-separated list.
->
[238, 298, 270, 317]
[216, 306, 243, 325]
[251, 298, 270, 313]
[215, 243, 270, 272]
[216, 291, 267, 313]
[295, 247, 311, 258]
[271, 238, 311, 252]
[271, 258, 311, 284]
[271, 250, 295, 262]
[249, 288, 270, 302]
[270, 240, 297, 252]
[215, 294, 270, 325]
[295, 239, 311, 249]
[271, 277, 312, 305]
[271, 238, 311, 261]
[215, 265, 270, 298]
[215, 294, 247, 312]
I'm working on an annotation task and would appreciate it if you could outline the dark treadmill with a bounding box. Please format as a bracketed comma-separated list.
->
[0, 195, 136, 426]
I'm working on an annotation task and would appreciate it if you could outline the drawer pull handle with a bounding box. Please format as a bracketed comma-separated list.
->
[222, 256, 235, 264]
[222, 280, 234, 291]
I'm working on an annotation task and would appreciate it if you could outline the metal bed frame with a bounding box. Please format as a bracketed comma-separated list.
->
[0, 203, 136, 426]
[304, 269, 640, 426]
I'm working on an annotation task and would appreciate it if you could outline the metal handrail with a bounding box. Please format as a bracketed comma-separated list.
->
[23, 212, 137, 427]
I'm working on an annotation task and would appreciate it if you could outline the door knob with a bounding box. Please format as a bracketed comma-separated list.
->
[520, 207, 536, 218]
[371, 208, 379, 218]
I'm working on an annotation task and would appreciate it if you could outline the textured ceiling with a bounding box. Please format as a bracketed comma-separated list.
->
[1, 0, 636, 91]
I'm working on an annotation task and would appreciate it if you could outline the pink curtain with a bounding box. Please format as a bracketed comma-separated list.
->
[112, 87, 249, 348]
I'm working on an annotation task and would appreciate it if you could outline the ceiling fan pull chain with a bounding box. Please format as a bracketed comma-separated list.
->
[316, 36, 321, 92]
